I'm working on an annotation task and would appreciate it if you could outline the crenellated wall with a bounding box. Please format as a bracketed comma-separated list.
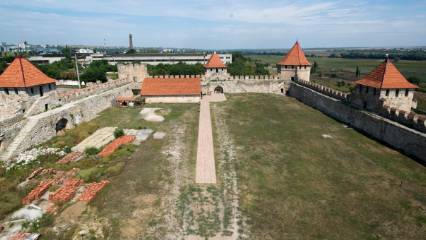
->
[288, 82, 426, 163]
[203, 75, 288, 94]
[377, 105, 426, 133]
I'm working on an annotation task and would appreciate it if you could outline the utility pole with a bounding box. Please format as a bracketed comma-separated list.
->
[75, 54, 81, 89]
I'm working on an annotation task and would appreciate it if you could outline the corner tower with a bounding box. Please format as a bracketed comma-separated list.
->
[350, 58, 418, 112]
[277, 41, 311, 82]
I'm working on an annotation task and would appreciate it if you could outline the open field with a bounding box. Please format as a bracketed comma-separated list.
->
[247, 54, 426, 82]
[212, 94, 426, 240]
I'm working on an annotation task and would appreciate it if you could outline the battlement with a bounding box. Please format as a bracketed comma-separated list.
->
[227, 75, 281, 80]
[294, 79, 349, 101]
[378, 104, 426, 133]
[57, 78, 133, 103]
[150, 75, 202, 79]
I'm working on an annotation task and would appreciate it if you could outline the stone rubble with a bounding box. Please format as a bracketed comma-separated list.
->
[57, 152, 83, 164]
[10, 148, 65, 168]
[125, 128, 153, 144]
[140, 108, 165, 122]
[153, 131, 166, 139]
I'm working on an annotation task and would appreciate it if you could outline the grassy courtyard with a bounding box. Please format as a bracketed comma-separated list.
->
[212, 94, 426, 240]
[0, 104, 200, 239]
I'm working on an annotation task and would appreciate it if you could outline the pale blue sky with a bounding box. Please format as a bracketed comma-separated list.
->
[0, 0, 425, 49]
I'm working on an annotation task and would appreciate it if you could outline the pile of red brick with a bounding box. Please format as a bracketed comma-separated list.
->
[10, 232, 39, 240]
[97, 135, 135, 157]
[49, 179, 83, 203]
[52, 168, 80, 185]
[57, 152, 82, 164]
[22, 179, 54, 205]
[79, 180, 110, 202]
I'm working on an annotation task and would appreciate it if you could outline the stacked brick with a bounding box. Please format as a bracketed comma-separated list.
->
[22, 179, 54, 205]
[79, 180, 110, 202]
[57, 152, 82, 164]
[97, 135, 135, 157]
[49, 179, 83, 203]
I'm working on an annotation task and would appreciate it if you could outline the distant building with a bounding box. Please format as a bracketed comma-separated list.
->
[0, 57, 57, 98]
[350, 58, 418, 112]
[204, 52, 228, 79]
[28, 56, 65, 64]
[77, 48, 95, 54]
[140, 76, 201, 103]
[277, 41, 311, 82]
[82, 53, 232, 66]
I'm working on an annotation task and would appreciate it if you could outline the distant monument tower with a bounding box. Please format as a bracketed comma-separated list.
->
[129, 34, 133, 49]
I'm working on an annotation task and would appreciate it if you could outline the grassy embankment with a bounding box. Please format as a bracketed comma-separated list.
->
[213, 94, 426, 239]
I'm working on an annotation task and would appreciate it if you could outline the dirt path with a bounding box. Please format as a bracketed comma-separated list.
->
[196, 96, 217, 184]
[211, 103, 247, 240]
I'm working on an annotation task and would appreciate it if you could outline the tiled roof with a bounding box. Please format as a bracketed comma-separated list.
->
[278, 41, 310, 66]
[204, 53, 226, 68]
[356, 60, 418, 89]
[141, 77, 201, 96]
[0, 56, 56, 88]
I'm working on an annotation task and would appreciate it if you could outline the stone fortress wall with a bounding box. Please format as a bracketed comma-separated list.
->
[2, 61, 426, 164]
[294, 79, 426, 134]
[0, 79, 135, 162]
[288, 82, 426, 163]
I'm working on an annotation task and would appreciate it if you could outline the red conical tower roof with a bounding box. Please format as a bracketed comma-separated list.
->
[278, 41, 310, 66]
[204, 52, 226, 68]
[0, 56, 56, 88]
[356, 59, 418, 89]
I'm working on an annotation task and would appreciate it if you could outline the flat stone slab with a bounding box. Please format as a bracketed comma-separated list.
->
[72, 127, 116, 153]
[140, 108, 165, 122]
[153, 131, 166, 139]
[125, 128, 154, 144]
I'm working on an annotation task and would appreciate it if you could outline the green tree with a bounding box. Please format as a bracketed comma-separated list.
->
[355, 66, 361, 79]
[311, 61, 318, 74]
[80, 60, 118, 82]
[61, 46, 72, 60]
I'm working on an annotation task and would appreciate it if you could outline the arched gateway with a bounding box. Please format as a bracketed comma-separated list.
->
[214, 86, 224, 94]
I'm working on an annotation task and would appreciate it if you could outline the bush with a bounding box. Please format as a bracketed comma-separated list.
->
[63, 146, 72, 154]
[114, 128, 124, 139]
[85, 147, 100, 156]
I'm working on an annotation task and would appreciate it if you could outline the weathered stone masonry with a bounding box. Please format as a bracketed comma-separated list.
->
[288, 82, 426, 163]
[0, 83, 133, 162]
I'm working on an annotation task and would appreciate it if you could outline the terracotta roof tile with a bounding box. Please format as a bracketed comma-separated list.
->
[141, 77, 201, 96]
[0, 56, 56, 88]
[204, 53, 226, 68]
[356, 60, 418, 89]
[278, 41, 310, 66]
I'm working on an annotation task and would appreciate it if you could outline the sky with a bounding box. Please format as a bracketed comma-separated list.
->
[0, 0, 425, 49]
